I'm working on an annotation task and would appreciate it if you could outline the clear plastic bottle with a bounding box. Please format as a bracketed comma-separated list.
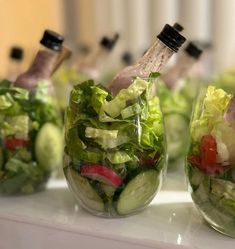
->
[108, 24, 186, 95]
[6, 47, 24, 82]
[14, 30, 64, 94]
[160, 42, 203, 90]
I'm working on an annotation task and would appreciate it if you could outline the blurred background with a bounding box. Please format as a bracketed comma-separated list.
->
[1, 0, 235, 77]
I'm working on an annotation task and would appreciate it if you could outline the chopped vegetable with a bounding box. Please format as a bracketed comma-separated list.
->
[4, 138, 29, 150]
[81, 164, 123, 188]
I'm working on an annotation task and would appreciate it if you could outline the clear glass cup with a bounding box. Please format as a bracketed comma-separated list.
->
[186, 86, 235, 237]
[0, 80, 63, 195]
[63, 76, 167, 217]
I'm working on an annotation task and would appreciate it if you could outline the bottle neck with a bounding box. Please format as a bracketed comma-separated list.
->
[81, 46, 109, 69]
[160, 52, 197, 89]
[108, 39, 176, 96]
[27, 47, 59, 79]
[78, 47, 110, 79]
[6, 60, 23, 82]
[51, 46, 71, 75]
[135, 39, 175, 75]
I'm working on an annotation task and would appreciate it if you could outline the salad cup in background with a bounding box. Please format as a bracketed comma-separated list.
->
[186, 86, 235, 237]
[0, 80, 63, 195]
[64, 76, 167, 217]
[159, 81, 193, 163]
[53, 66, 89, 114]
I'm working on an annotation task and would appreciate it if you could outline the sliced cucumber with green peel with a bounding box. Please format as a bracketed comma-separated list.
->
[35, 123, 63, 170]
[65, 168, 104, 212]
[116, 170, 159, 215]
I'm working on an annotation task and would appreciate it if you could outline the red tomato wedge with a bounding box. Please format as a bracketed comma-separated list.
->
[189, 155, 226, 175]
[188, 135, 228, 175]
[4, 138, 29, 150]
[80, 164, 123, 188]
[200, 135, 217, 168]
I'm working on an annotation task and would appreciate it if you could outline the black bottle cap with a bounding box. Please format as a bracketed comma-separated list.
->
[157, 24, 186, 52]
[100, 33, 120, 51]
[10, 47, 24, 60]
[184, 42, 203, 59]
[40, 30, 64, 51]
[122, 51, 133, 65]
[173, 23, 184, 32]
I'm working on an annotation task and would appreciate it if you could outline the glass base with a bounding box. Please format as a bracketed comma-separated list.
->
[73, 194, 154, 218]
[203, 215, 235, 238]
[194, 204, 235, 238]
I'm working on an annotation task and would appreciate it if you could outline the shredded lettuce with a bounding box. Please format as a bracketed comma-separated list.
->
[191, 86, 232, 142]
[65, 79, 164, 166]
[0, 95, 12, 110]
[91, 86, 108, 113]
[107, 151, 132, 164]
[203, 86, 232, 118]
[85, 127, 129, 149]
[85, 127, 118, 140]
[102, 78, 149, 118]
[121, 103, 142, 119]
[3, 115, 29, 139]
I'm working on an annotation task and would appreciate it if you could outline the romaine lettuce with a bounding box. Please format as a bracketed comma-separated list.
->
[102, 78, 149, 118]
[65, 78, 164, 166]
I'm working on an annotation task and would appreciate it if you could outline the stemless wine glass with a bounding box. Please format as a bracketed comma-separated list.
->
[0, 80, 63, 195]
[186, 85, 235, 237]
[63, 76, 167, 217]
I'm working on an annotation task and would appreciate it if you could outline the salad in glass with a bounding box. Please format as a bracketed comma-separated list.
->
[0, 80, 63, 195]
[186, 86, 235, 237]
[53, 66, 87, 113]
[159, 81, 192, 162]
[64, 76, 166, 217]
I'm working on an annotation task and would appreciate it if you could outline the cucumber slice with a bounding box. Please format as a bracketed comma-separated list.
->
[35, 123, 63, 170]
[65, 168, 104, 212]
[116, 170, 159, 215]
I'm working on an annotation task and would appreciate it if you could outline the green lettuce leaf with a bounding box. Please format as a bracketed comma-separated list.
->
[102, 78, 149, 118]
[191, 86, 232, 142]
[85, 127, 129, 149]
[107, 151, 132, 164]
[3, 115, 29, 139]
[0, 95, 12, 110]
[91, 86, 108, 113]
[121, 103, 142, 119]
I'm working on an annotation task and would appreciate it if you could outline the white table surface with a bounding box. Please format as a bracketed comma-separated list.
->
[0, 166, 234, 249]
